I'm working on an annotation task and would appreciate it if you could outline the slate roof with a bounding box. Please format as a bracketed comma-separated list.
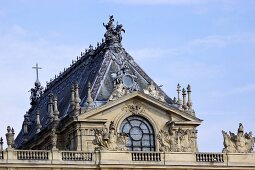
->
[15, 16, 174, 148]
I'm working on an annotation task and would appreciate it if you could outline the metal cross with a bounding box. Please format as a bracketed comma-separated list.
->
[32, 63, 42, 82]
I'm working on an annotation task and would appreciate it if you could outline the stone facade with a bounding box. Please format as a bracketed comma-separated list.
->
[0, 16, 254, 169]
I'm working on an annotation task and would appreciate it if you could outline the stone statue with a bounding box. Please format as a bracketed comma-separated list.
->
[109, 65, 139, 101]
[222, 123, 254, 153]
[157, 121, 197, 152]
[109, 81, 127, 101]
[157, 122, 197, 152]
[93, 121, 128, 151]
[29, 82, 43, 106]
[143, 81, 165, 102]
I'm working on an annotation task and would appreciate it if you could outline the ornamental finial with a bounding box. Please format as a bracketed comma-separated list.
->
[70, 83, 75, 110]
[86, 82, 94, 111]
[187, 84, 193, 113]
[75, 82, 81, 112]
[36, 110, 42, 133]
[182, 88, 187, 110]
[53, 95, 59, 120]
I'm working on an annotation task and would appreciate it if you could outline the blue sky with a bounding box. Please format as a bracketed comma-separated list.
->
[0, 0, 255, 152]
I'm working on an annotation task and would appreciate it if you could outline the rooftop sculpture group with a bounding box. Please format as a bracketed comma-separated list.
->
[103, 15, 125, 47]
[222, 123, 254, 153]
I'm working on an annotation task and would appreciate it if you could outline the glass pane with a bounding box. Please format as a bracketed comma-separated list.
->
[130, 119, 141, 127]
[142, 134, 149, 140]
[123, 124, 131, 133]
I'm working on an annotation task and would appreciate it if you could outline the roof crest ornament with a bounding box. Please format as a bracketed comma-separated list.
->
[29, 63, 43, 106]
[103, 15, 125, 47]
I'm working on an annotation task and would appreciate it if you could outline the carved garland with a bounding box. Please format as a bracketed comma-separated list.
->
[122, 102, 145, 115]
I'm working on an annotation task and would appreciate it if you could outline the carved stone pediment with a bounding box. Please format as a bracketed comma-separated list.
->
[222, 123, 254, 153]
[92, 121, 128, 151]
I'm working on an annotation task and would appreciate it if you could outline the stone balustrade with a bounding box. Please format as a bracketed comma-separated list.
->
[17, 150, 49, 160]
[62, 151, 92, 161]
[132, 152, 161, 161]
[0, 149, 254, 169]
[196, 153, 224, 162]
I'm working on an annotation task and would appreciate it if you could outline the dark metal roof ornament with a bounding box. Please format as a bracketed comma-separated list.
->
[29, 63, 43, 106]
[103, 15, 125, 47]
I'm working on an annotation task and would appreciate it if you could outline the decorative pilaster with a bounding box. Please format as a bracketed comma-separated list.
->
[182, 88, 187, 110]
[53, 95, 60, 120]
[70, 83, 75, 110]
[187, 84, 193, 112]
[177, 84, 182, 108]
[36, 110, 42, 133]
[75, 82, 81, 112]
[48, 94, 54, 122]
[6, 126, 15, 149]
[0, 137, 3, 150]
[85, 82, 94, 111]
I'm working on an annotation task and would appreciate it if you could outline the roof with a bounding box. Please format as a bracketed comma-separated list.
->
[15, 16, 175, 148]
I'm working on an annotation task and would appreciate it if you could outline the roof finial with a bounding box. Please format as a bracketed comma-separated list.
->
[187, 84, 194, 114]
[36, 110, 42, 133]
[53, 95, 60, 120]
[86, 82, 94, 111]
[48, 94, 54, 122]
[30, 63, 43, 106]
[32, 63, 42, 86]
[177, 84, 182, 108]
[182, 88, 187, 111]
[75, 82, 81, 112]
[70, 83, 75, 111]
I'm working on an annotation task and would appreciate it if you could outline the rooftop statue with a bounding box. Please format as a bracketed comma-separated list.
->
[143, 81, 165, 102]
[103, 15, 125, 46]
[222, 123, 254, 153]
[29, 63, 43, 106]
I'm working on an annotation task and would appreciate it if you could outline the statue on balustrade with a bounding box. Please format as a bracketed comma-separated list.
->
[222, 123, 254, 153]
[93, 121, 128, 151]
